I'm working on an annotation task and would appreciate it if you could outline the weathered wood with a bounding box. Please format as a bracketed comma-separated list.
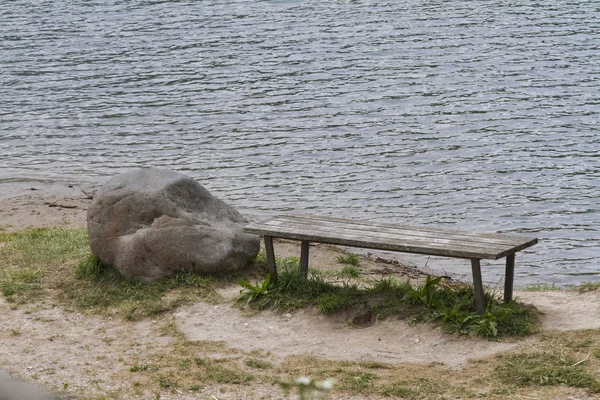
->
[264, 219, 520, 249]
[471, 259, 485, 315]
[258, 221, 521, 254]
[300, 240, 310, 278]
[504, 253, 515, 303]
[245, 216, 538, 260]
[277, 214, 532, 246]
[263, 235, 278, 282]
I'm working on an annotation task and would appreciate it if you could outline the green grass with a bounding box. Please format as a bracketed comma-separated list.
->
[205, 363, 254, 384]
[244, 358, 272, 370]
[0, 227, 90, 303]
[61, 256, 220, 320]
[336, 252, 360, 266]
[0, 227, 220, 319]
[578, 280, 600, 293]
[238, 261, 538, 338]
[496, 352, 599, 389]
[339, 265, 361, 278]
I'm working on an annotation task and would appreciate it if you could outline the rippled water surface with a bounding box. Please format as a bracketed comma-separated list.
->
[1, 0, 599, 285]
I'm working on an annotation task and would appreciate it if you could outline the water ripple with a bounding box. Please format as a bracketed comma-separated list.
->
[1, 0, 599, 285]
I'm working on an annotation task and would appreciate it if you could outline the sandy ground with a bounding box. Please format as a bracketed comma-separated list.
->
[1, 186, 600, 399]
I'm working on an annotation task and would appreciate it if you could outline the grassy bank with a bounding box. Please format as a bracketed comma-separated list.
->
[1, 227, 600, 399]
[239, 253, 537, 339]
[0, 227, 221, 320]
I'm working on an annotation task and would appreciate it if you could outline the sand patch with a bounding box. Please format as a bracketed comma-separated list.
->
[517, 290, 600, 331]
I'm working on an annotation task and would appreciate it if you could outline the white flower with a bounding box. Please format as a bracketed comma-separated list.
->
[295, 376, 312, 385]
[316, 379, 336, 391]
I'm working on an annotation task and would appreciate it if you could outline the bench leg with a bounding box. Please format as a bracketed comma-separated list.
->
[300, 240, 310, 278]
[504, 253, 515, 303]
[471, 259, 485, 315]
[264, 235, 278, 282]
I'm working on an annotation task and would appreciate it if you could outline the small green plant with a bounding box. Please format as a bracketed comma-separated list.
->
[371, 276, 411, 294]
[194, 358, 208, 366]
[339, 265, 361, 278]
[404, 276, 442, 307]
[244, 358, 272, 369]
[336, 252, 360, 266]
[76, 255, 105, 279]
[130, 364, 149, 372]
[158, 379, 178, 389]
[237, 273, 274, 306]
[252, 250, 299, 271]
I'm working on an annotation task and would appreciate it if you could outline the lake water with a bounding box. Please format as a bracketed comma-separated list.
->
[1, 0, 599, 286]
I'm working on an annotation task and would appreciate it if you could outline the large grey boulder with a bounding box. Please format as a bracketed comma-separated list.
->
[87, 168, 260, 282]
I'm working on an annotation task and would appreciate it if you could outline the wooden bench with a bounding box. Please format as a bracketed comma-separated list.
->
[243, 214, 538, 314]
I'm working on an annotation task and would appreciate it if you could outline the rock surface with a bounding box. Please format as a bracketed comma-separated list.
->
[87, 168, 260, 282]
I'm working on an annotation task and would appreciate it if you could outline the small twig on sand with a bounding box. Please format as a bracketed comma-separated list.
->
[525, 339, 538, 352]
[45, 202, 79, 209]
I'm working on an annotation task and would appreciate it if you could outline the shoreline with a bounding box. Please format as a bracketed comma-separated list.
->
[0, 186, 590, 289]
[0, 185, 92, 232]
[0, 186, 439, 278]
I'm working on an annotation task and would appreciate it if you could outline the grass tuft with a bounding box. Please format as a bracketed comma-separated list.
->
[239, 266, 537, 338]
[205, 363, 254, 384]
[0, 227, 220, 319]
[244, 358, 272, 369]
[336, 252, 360, 266]
[496, 352, 599, 389]
[0, 227, 89, 303]
[339, 265, 361, 278]
[578, 280, 600, 293]
[77, 254, 105, 279]
[60, 258, 219, 320]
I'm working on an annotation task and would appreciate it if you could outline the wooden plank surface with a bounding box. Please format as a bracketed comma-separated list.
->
[244, 214, 538, 260]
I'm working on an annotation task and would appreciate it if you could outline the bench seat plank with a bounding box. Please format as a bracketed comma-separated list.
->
[262, 217, 529, 251]
[275, 214, 533, 247]
[248, 223, 511, 259]
[244, 214, 538, 260]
